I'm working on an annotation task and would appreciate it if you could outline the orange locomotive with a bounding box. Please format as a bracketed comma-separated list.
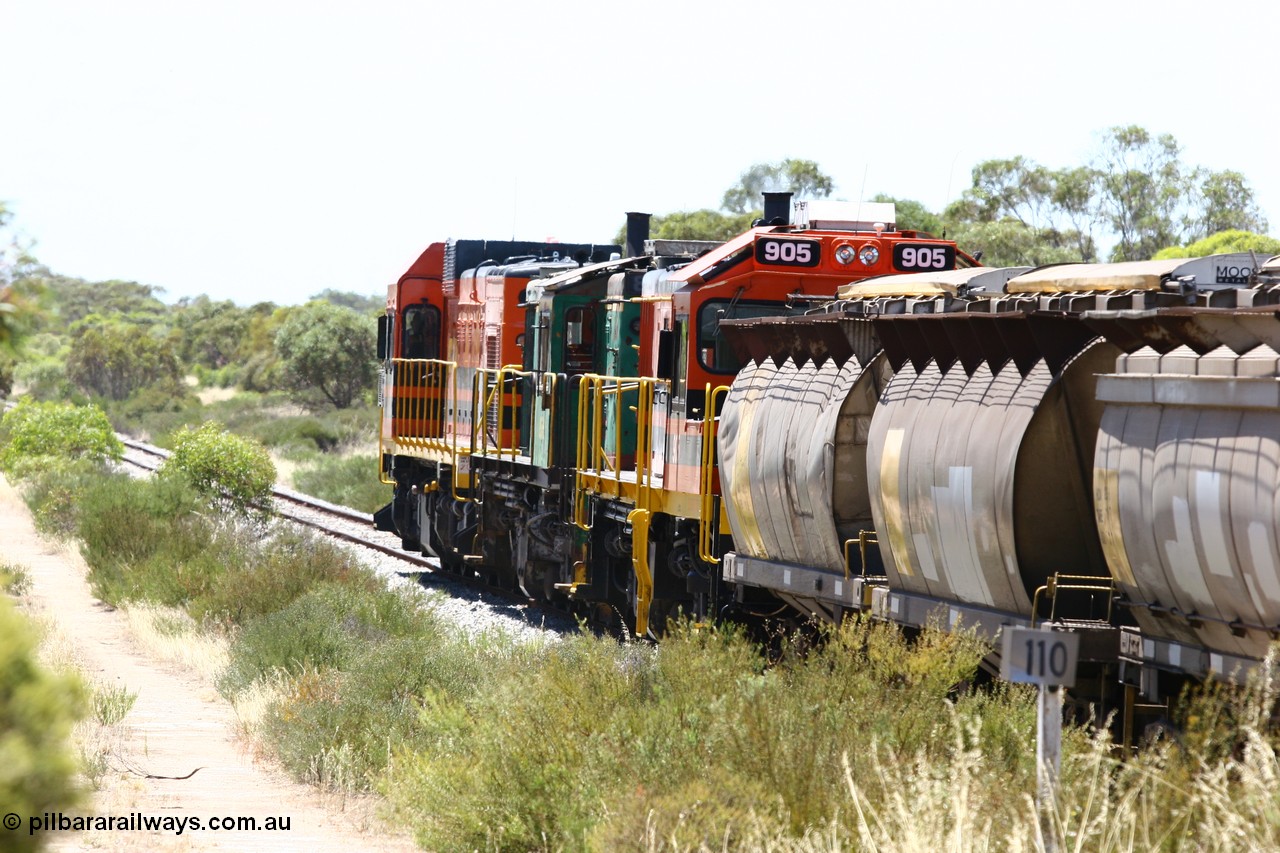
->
[573, 195, 977, 635]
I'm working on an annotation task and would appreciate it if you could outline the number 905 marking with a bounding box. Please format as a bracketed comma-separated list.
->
[893, 244, 955, 271]
[756, 238, 820, 267]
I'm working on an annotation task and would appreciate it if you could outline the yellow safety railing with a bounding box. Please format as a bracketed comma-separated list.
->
[385, 357, 470, 502]
[470, 365, 518, 460]
[573, 374, 662, 528]
[572, 374, 667, 637]
[697, 384, 730, 564]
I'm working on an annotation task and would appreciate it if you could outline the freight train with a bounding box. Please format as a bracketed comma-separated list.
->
[375, 195, 1279, 733]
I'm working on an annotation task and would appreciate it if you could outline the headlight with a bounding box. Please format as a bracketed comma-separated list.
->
[835, 245, 856, 265]
[859, 245, 880, 266]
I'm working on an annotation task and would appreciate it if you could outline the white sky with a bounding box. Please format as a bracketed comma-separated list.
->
[3, 0, 1276, 306]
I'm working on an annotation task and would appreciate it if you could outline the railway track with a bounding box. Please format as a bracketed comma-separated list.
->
[116, 436, 575, 640]
[119, 437, 437, 568]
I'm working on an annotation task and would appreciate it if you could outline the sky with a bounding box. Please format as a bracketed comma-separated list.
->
[3, 0, 1276, 306]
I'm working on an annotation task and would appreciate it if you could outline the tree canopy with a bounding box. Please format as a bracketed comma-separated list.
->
[720, 159, 835, 215]
[312, 289, 384, 316]
[943, 126, 1268, 267]
[64, 319, 185, 401]
[273, 301, 376, 410]
[1153, 230, 1280, 260]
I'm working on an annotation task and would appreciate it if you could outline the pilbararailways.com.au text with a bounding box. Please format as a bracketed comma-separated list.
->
[10, 811, 292, 836]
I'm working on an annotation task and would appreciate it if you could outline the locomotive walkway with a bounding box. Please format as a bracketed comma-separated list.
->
[0, 476, 419, 853]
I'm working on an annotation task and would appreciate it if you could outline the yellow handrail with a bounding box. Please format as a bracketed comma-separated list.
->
[572, 373, 665, 524]
[697, 384, 730, 564]
[842, 531, 880, 580]
[387, 357, 471, 503]
[573, 374, 597, 530]
[470, 364, 529, 463]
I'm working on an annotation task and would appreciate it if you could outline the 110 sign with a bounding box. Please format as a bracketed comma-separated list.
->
[999, 627, 1079, 687]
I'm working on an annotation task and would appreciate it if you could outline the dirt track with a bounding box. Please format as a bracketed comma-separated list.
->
[0, 477, 419, 853]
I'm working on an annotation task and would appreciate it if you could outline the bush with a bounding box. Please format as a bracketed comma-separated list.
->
[0, 596, 84, 851]
[382, 618, 1030, 852]
[75, 473, 212, 605]
[159, 421, 276, 513]
[0, 399, 122, 482]
[248, 415, 342, 458]
[110, 382, 198, 422]
[187, 526, 374, 626]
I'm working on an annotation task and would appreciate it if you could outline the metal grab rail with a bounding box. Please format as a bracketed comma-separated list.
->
[1031, 574, 1116, 626]
[697, 384, 730, 564]
[842, 531, 881, 580]
[378, 365, 395, 485]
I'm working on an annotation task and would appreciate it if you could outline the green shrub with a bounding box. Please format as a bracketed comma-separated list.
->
[75, 473, 213, 605]
[187, 526, 374, 626]
[0, 562, 32, 596]
[0, 399, 122, 481]
[110, 382, 198, 421]
[382, 619, 1028, 852]
[264, 632, 485, 790]
[159, 421, 276, 513]
[247, 415, 342, 459]
[0, 595, 84, 851]
[20, 459, 105, 538]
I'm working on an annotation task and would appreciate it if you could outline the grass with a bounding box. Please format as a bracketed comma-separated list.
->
[291, 451, 389, 513]
[91, 683, 137, 727]
[1, 561, 32, 596]
[121, 602, 230, 683]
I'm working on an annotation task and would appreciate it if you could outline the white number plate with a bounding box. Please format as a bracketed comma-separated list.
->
[755, 237, 820, 268]
[893, 243, 955, 272]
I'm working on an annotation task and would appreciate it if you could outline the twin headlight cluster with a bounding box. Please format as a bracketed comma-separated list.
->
[834, 243, 880, 266]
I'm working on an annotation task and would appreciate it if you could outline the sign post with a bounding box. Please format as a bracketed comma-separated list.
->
[1000, 627, 1080, 853]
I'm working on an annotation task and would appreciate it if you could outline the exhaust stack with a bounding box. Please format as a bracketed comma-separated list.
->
[762, 192, 792, 226]
[624, 212, 652, 258]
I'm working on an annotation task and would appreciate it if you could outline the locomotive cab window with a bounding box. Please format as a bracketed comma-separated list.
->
[402, 304, 440, 360]
[563, 304, 596, 374]
[696, 300, 791, 374]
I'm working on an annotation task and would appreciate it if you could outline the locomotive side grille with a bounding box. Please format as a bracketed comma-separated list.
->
[443, 240, 457, 296]
[485, 334, 500, 439]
